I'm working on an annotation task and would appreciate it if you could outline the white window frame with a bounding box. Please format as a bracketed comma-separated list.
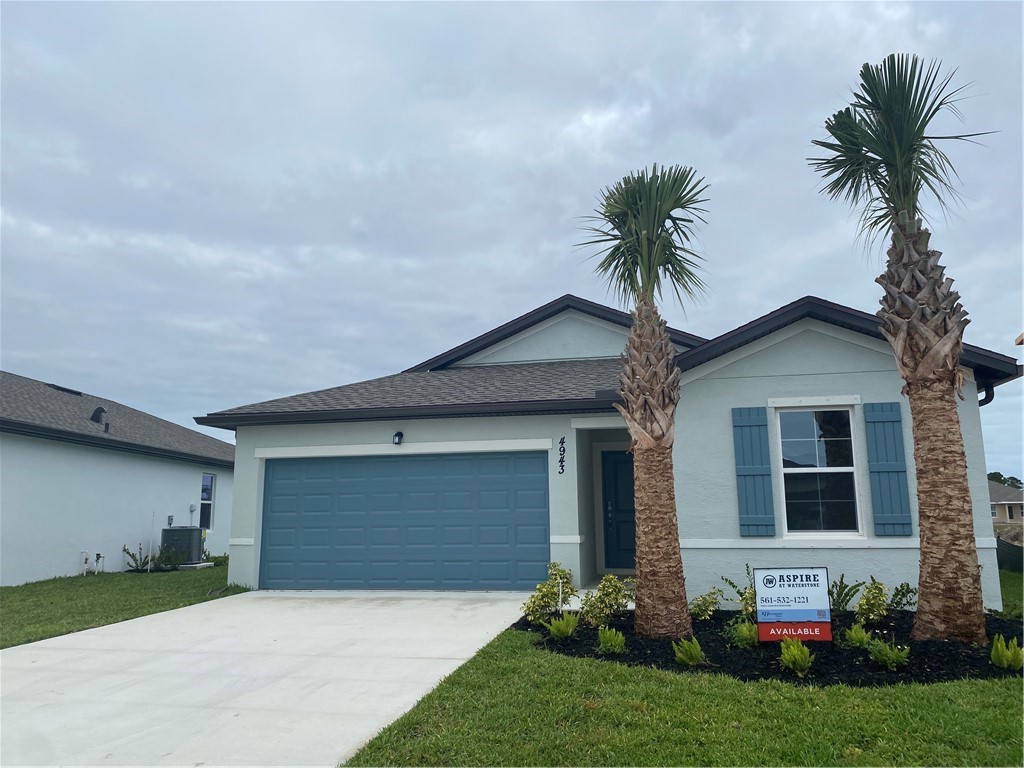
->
[767, 396, 867, 540]
[200, 473, 216, 531]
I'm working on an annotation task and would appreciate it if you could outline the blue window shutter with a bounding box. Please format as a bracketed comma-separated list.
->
[864, 402, 913, 536]
[732, 407, 776, 537]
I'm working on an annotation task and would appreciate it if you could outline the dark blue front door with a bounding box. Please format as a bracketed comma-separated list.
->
[602, 451, 635, 569]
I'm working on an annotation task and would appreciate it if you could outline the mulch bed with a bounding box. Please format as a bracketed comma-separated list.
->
[510, 610, 1024, 687]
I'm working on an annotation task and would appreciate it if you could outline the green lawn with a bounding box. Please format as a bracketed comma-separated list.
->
[347, 571, 1024, 766]
[998, 568, 1023, 618]
[346, 630, 1022, 767]
[0, 567, 248, 649]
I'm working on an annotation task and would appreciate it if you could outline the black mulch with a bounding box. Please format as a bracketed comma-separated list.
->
[509, 610, 1024, 687]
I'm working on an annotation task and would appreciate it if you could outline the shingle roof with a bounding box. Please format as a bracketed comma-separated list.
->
[1, 371, 234, 467]
[989, 480, 1024, 504]
[197, 359, 623, 427]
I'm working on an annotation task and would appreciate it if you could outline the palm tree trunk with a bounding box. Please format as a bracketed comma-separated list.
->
[877, 217, 986, 643]
[615, 296, 692, 639]
[907, 380, 986, 642]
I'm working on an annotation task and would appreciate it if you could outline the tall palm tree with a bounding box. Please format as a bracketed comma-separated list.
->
[809, 53, 990, 643]
[581, 163, 708, 639]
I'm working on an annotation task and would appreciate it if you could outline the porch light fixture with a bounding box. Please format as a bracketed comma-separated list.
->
[393, 431, 404, 446]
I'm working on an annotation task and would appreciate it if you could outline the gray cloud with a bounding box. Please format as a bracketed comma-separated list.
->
[2, 1, 1020, 474]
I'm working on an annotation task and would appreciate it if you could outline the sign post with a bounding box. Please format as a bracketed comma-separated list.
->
[753, 566, 832, 642]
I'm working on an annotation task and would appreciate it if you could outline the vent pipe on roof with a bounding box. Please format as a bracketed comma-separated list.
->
[90, 407, 107, 424]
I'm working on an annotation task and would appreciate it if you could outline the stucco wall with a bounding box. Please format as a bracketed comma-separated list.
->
[0, 433, 234, 586]
[674, 319, 1001, 608]
[228, 414, 587, 588]
[454, 311, 629, 365]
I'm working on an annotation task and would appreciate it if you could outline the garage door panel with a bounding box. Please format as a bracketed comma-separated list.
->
[260, 451, 549, 589]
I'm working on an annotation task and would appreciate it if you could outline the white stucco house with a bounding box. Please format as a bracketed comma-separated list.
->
[1, 371, 235, 586]
[196, 295, 1020, 608]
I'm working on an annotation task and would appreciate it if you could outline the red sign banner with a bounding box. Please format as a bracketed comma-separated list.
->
[757, 622, 833, 642]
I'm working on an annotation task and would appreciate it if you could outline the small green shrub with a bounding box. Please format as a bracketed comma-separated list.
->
[122, 544, 152, 572]
[843, 623, 873, 649]
[580, 574, 632, 627]
[990, 634, 1024, 670]
[778, 637, 814, 678]
[540, 611, 580, 640]
[596, 626, 626, 655]
[689, 587, 724, 620]
[888, 582, 918, 611]
[671, 636, 706, 666]
[867, 638, 910, 670]
[522, 562, 578, 624]
[721, 564, 756, 618]
[724, 618, 759, 649]
[829, 574, 865, 613]
[855, 577, 889, 624]
[153, 545, 189, 571]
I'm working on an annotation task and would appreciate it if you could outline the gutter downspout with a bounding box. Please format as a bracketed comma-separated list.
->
[978, 382, 994, 407]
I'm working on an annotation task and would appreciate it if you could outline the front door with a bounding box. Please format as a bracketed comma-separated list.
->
[602, 451, 635, 569]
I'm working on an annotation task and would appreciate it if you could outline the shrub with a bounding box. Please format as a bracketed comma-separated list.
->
[153, 545, 188, 571]
[721, 564, 756, 618]
[888, 582, 918, 611]
[855, 577, 889, 624]
[724, 618, 759, 649]
[580, 574, 632, 627]
[689, 587, 724, 620]
[540, 611, 580, 640]
[522, 562, 578, 624]
[671, 636, 706, 666]
[778, 637, 814, 678]
[843, 623, 873, 649]
[828, 574, 865, 612]
[596, 626, 626, 655]
[868, 638, 910, 670]
[990, 634, 1024, 671]
[122, 544, 152, 572]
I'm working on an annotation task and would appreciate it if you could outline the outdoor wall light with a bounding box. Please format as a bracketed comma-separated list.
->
[393, 431, 404, 446]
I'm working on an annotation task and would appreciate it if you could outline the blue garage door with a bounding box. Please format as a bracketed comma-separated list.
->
[260, 452, 549, 590]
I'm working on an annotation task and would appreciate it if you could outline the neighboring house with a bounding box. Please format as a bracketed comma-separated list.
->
[197, 295, 1021, 608]
[1, 371, 235, 586]
[989, 479, 1024, 532]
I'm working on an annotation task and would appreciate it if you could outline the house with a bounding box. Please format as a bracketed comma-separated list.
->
[1, 371, 235, 586]
[989, 479, 1024, 533]
[196, 295, 1021, 608]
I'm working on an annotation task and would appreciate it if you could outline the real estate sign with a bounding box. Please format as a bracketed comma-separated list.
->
[753, 566, 832, 642]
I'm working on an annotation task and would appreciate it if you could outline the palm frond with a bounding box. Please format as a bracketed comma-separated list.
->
[808, 53, 992, 240]
[579, 163, 709, 308]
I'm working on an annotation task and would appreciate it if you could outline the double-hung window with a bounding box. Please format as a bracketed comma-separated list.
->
[200, 474, 215, 530]
[779, 409, 858, 533]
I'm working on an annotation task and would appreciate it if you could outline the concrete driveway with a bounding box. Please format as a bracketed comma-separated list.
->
[1, 590, 528, 766]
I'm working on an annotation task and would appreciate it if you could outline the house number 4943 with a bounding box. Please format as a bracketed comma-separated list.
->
[558, 436, 566, 475]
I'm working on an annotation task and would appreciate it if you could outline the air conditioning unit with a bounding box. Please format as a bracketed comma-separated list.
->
[161, 527, 203, 564]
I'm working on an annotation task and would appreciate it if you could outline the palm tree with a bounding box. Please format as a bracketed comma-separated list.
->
[809, 53, 990, 643]
[581, 163, 708, 639]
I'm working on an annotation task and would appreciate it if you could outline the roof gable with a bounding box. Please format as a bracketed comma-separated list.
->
[675, 296, 1021, 388]
[1, 371, 234, 467]
[405, 294, 705, 372]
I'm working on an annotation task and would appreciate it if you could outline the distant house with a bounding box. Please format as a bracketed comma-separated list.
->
[0, 371, 235, 586]
[197, 294, 1020, 608]
[989, 480, 1024, 532]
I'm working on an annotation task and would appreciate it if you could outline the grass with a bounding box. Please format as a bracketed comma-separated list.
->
[348, 569, 1024, 766]
[346, 630, 1022, 767]
[998, 568, 1022, 618]
[0, 567, 248, 649]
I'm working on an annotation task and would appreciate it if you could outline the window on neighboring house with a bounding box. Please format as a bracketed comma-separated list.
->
[991, 505, 998, 518]
[200, 474, 215, 530]
[1010, 505, 1016, 521]
[779, 409, 858, 532]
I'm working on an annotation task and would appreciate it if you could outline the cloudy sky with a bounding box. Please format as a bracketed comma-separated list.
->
[2, 1, 1021, 475]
